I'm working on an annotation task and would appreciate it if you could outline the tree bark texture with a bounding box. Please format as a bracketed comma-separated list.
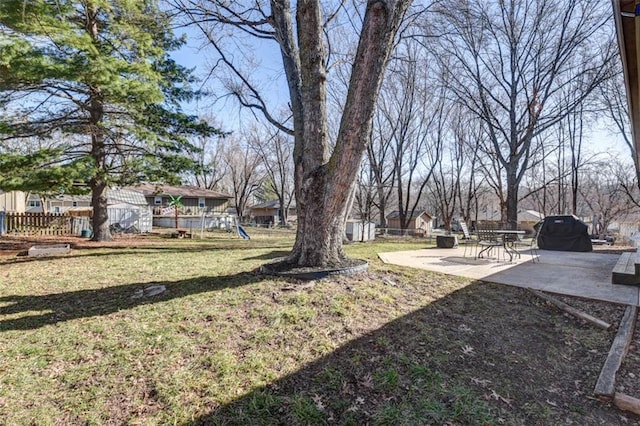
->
[272, 0, 409, 267]
[86, 5, 112, 242]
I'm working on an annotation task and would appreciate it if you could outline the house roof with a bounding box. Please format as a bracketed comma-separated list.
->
[518, 209, 544, 222]
[386, 210, 432, 220]
[250, 200, 296, 209]
[46, 194, 91, 202]
[31, 189, 147, 206]
[129, 183, 232, 199]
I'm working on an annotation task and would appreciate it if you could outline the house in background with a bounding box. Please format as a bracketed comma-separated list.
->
[22, 189, 152, 232]
[386, 210, 433, 236]
[249, 200, 296, 226]
[129, 183, 233, 229]
[516, 210, 545, 233]
[471, 209, 544, 234]
[130, 183, 232, 215]
[26, 194, 92, 213]
[0, 191, 26, 213]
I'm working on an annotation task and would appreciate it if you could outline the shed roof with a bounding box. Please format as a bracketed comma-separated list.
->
[386, 210, 432, 220]
[251, 200, 280, 209]
[43, 189, 148, 206]
[518, 210, 544, 222]
[250, 200, 296, 209]
[106, 188, 147, 206]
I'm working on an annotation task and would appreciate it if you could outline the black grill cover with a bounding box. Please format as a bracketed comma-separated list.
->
[536, 215, 592, 252]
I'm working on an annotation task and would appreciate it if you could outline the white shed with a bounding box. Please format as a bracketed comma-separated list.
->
[107, 189, 152, 233]
[346, 220, 376, 242]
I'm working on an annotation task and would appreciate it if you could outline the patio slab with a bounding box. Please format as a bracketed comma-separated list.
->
[378, 247, 640, 306]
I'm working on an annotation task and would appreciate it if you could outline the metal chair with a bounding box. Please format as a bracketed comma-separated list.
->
[458, 220, 478, 258]
[503, 226, 540, 263]
[527, 225, 541, 262]
[475, 222, 505, 260]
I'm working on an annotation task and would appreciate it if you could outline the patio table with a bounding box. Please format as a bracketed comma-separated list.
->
[496, 230, 526, 262]
[477, 229, 525, 262]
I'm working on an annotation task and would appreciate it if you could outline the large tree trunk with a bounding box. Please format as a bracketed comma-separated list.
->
[277, 0, 409, 267]
[89, 85, 112, 242]
[86, 7, 112, 242]
[291, 170, 353, 265]
[506, 175, 518, 229]
[278, 197, 287, 226]
[91, 180, 111, 241]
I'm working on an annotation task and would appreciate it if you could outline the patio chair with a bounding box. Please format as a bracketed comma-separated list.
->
[527, 225, 541, 262]
[502, 225, 540, 263]
[475, 222, 504, 260]
[458, 220, 478, 258]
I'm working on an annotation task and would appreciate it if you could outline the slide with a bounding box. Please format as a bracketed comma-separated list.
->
[237, 225, 250, 240]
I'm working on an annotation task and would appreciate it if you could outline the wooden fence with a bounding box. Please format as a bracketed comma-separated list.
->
[3, 212, 73, 236]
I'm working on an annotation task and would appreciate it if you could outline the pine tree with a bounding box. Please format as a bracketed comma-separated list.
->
[0, 0, 221, 240]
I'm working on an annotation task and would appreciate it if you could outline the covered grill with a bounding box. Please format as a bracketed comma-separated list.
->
[536, 215, 592, 252]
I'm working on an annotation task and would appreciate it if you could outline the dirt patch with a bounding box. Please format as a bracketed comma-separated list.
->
[261, 257, 368, 279]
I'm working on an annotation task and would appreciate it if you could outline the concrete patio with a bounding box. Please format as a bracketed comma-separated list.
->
[379, 247, 640, 306]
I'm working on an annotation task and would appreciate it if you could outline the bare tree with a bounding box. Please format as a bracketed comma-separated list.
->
[429, 0, 616, 227]
[599, 63, 640, 190]
[457, 118, 485, 226]
[377, 38, 443, 232]
[580, 156, 639, 237]
[221, 136, 264, 220]
[172, 0, 413, 267]
[354, 162, 377, 228]
[366, 106, 398, 229]
[247, 124, 294, 226]
[429, 106, 471, 233]
[521, 109, 601, 218]
[186, 134, 228, 191]
[520, 133, 562, 215]
[567, 104, 586, 216]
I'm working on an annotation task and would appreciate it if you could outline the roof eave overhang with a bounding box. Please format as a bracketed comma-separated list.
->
[614, 0, 640, 168]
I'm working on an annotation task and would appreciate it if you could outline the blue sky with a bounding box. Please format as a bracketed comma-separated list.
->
[170, 24, 632, 164]
[170, 26, 289, 134]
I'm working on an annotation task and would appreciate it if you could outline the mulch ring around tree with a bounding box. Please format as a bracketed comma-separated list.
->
[260, 257, 368, 280]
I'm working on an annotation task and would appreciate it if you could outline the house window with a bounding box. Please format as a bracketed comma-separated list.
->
[154, 196, 162, 205]
[28, 200, 41, 208]
[72, 201, 78, 207]
[198, 198, 205, 208]
[53, 206, 61, 213]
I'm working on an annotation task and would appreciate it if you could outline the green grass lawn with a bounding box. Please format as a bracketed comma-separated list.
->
[0, 231, 625, 425]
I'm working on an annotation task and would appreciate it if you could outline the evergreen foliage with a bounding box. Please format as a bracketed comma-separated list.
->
[0, 0, 222, 239]
[0, 0, 220, 191]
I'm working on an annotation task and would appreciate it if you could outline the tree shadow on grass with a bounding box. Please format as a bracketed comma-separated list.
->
[191, 283, 625, 426]
[0, 271, 266, 332]
[0, 244, 294, 266]
[243, 250, 292, 261]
